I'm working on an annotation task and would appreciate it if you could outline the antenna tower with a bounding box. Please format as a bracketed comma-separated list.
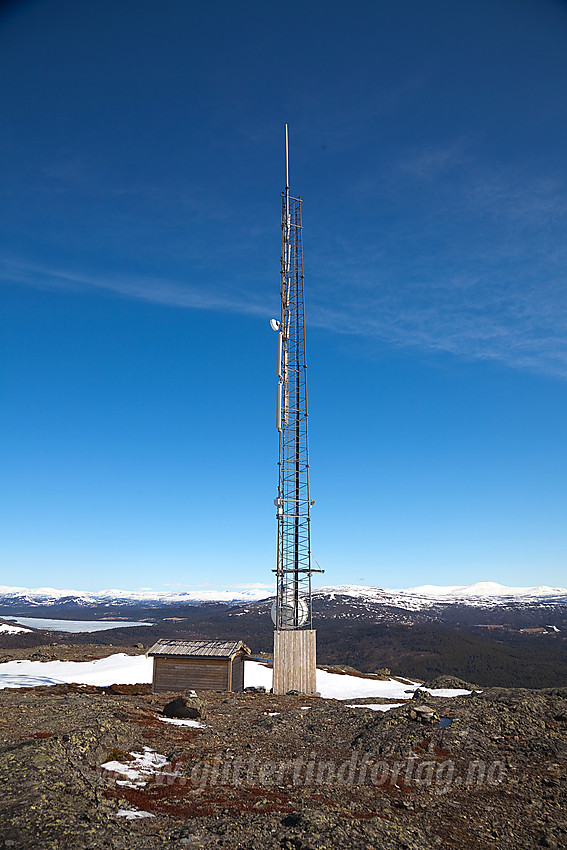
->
[270, 126, 321, 694]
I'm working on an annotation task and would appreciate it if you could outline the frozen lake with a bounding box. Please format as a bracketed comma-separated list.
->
[7, 617, 153, 633]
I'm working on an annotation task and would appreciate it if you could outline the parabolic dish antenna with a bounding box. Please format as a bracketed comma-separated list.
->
[271, 595, 308, 630]
[270, 318, 281, 332]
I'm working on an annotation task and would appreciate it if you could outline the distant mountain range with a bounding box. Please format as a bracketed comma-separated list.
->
[313, 582, 567, 610]
[1, 581, 565, 690]
[0, 581, 565, 612]
[236, 582, 567, 631]
[0, 585, 269, 607]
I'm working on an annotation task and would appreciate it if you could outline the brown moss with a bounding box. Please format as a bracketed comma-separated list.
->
[104, 783, 295, 819]
[105, 747, 134, 762]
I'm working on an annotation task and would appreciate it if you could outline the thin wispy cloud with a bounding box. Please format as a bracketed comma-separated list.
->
[397, 136, 474, 181]
[4, 248, 566, 379]
[307, 257, 567, 378]
[311, 146, 567, 378]
[308, 286, 567, 378]
[3, 141, 566, 379]
[0, 258, 276, 317]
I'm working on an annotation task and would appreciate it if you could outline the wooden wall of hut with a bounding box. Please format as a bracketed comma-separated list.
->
[152, 657, 230, 693]
[231, 656, 245, 692]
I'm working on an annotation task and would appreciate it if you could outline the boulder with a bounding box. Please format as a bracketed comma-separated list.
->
[411, 688, 431, 701]
[423, 675, 478, 691]
[409, 704, 439, 724]
[373, 667, 391, 679]
[163, 695, 206, 720]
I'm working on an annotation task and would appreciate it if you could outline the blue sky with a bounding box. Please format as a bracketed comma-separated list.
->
[1, 0, 566, 592]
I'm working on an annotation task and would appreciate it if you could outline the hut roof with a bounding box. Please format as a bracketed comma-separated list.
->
[147, 639, 251, 659]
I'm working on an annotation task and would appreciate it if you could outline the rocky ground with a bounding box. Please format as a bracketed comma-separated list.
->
[0, 644, 146, 664]
[0, 647, 565, 849]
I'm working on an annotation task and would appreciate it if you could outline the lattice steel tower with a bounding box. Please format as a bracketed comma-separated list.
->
[270, 126, 321, 695]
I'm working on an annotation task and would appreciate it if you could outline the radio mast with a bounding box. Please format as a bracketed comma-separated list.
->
[270, 125, 321, 695]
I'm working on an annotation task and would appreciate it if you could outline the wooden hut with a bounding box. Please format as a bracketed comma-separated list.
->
[147, 639, 251, 694]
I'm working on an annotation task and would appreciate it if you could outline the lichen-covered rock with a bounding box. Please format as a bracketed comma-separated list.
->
[162, 695, 206, 719]
[412, 687, 432, 701]
[409, 704, 439, 723]
[374, 667, 391, 678]
[423, 674, 479, 690]
[0, 675, 565, 849]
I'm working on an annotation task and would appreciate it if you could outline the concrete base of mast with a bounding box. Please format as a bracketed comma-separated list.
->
[273, 629, 317, 695]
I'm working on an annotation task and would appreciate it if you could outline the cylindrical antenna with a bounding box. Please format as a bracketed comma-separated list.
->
[276, 382, 282, 432]
[276, 332, 283, 378]
[285, 124, 289, 191]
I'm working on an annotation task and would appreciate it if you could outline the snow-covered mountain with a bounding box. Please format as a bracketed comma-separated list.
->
[0, 581, 565, 612]
[0, 585, 270, 607]
[312, 582, 567, 610]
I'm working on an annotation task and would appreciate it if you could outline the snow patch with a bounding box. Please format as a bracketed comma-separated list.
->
[425, 687, 473, 698]
[0, 654, 472, 701]
[116, 809, 155, 820]
[0, 653, 153, 689]
[158, 717, 206, 728]
[244, 660, 469, 701]
[101, 747, 175, 788]
[0, 623, 32, 634]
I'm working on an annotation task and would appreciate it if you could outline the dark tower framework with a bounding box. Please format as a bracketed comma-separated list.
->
[271, 127, 320, 694]
[274, 189, 312, 629]
[272, 126, 322, 637]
